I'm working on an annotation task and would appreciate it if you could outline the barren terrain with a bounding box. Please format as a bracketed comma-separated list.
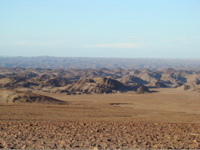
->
[1, 88, 200, 149]
[0, 67, 200, 149]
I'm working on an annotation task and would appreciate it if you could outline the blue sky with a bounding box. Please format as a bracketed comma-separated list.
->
[0, 0, 200, 58]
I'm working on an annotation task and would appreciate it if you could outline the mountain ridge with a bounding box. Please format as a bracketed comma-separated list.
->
[1, 56, 200, 70]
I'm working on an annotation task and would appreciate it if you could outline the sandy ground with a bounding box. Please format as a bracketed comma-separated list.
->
[0, 88, 200, 149]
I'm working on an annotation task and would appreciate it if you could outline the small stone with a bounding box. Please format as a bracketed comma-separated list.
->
[152, 144, 158, 148]
[59, 140, 65, 145]
[21, 145, 26, 149]
[193, 139, 197, 143]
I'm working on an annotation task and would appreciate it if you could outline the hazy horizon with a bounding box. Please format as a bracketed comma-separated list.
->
[1, 55, 200, 60]
[1, 0, 200, 58]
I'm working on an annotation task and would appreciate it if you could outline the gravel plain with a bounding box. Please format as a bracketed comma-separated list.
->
[1, 88, 200, 149]
[1, 121, 200, 149]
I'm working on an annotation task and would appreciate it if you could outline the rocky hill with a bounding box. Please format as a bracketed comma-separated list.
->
[60, 78, 113, 94]
[0, 67, 200, 94]
[55, 77, 146, 94]
[0, 89, 67, 104]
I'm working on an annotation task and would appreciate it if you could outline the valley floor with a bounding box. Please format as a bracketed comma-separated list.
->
[0, 88, 200, 149]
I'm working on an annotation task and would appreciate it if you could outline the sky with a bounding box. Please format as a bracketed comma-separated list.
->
[0, 0, 200, 58]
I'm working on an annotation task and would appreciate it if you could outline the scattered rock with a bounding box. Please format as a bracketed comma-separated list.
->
[0, 121, 200, 149]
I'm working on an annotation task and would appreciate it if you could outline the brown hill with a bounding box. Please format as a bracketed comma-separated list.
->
[93, 77, 125, 90]
[1, 67, 200, 93]
[120, 75, 148, 85]
[136, 85, 149, 93]
[62, 78, 112, 94]
[0, 89, 67, 104]
[57, 77, 148, 94]
[150, 80, 168, 88]
[178, 83, 200, 92]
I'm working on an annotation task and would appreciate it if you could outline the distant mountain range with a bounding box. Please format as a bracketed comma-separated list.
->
[0, 67, 200, 94]
[0, 56, 200, 70]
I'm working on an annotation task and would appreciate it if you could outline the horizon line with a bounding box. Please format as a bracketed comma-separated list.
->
[1, 55, 200, 60]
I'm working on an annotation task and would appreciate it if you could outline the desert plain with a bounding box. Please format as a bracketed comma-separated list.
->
[0, 66, 200, 149]
[1, 88, 200, 149]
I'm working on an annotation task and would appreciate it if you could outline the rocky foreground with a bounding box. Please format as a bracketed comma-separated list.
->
[0, 121, 200, 149]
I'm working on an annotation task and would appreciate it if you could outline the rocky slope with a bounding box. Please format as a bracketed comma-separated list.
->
[55, 77, 147, 94]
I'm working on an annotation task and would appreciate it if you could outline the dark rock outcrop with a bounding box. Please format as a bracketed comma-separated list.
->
[137, 86, 149, 94]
